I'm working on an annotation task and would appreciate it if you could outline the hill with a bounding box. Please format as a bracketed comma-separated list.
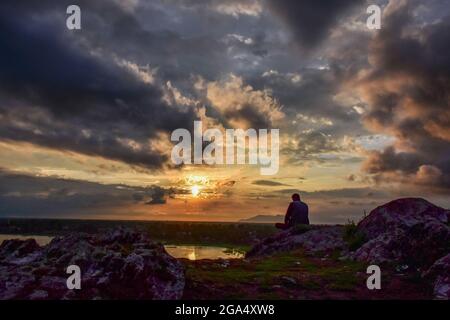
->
[239, 215, 284, 223]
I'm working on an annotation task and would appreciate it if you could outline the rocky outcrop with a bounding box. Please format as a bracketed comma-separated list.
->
[357, 198, 449, 238]
[0, 228, 185, 300]
[350, 198, 450, 299]
[246, 198, 450, 299]
[246, 225, 346, 258]
[351, 198, 450, 268]
[423, 253, 450, 300]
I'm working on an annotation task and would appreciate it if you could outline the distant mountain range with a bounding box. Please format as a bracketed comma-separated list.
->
[239, 215, 284, 223]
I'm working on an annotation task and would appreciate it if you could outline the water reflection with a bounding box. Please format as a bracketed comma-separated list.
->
[0, 235, 245, 260]
[164, 245, 244, 260]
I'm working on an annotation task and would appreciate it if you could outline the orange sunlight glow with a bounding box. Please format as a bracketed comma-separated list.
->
[191, 185, 200, 197]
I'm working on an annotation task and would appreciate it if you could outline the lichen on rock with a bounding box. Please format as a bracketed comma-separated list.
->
[0, 228, 185, 300]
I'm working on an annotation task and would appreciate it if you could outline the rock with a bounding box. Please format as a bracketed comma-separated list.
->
[357, 198, 449, 238]
[0, 238, 40, 259]
[0, 228, 185, 300]
[279, 276, 297, 287]
[271, 285, 282, 289]
[246, 226, 346, 258]
[423, 253, 450, 299]
[351, 198, 450, 268]
[395, 264, 410, 273]
[29, 290, 48, 300]
[348, 198, 450, 299]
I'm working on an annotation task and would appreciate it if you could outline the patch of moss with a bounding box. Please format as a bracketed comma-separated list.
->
[184, 249, 367, 299]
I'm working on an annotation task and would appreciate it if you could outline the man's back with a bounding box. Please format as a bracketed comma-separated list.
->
[287, 201, 309, 225]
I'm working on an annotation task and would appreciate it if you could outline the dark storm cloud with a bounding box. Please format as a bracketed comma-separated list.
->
[0, 0, 369, 167]
[0, 169, 173, 217]
[354, 1, 450, 191]
[362, 146, 421, 175]
[0, 0, 304, 166]
[266, 0, 364, 49]
[0, 1, 198, 168]
[0, 169, 134, 217]
[145, 186, 173, 205]
[248, 66, 367, 147]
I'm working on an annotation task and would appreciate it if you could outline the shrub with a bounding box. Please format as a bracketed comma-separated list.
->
[343, 220, 367, 251]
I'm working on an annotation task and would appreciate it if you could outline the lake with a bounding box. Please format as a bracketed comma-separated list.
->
[164, 245, 244, 260]
[0, 234, 244, 260]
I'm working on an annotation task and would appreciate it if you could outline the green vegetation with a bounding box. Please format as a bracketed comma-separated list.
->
[343, 220, 367, 251]
[183, 249, 367, 299]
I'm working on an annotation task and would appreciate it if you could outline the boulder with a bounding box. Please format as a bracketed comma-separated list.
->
[0, 238, 40, 259]
[351, 198, 450, 268]
[423, 253, 450, 299]
[0, 228, 185, 300]
[246, 225, 346, 258]
[357, 198, 449, 239]
[349, 198, 450, 299]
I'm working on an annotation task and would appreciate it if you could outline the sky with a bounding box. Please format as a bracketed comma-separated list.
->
[0, 0, 449, 223]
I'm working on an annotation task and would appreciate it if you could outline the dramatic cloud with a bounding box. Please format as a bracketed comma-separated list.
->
[200, 74, 284, 128]
[145, 186, 172, 205]
[0, 169, 174, 217]
[352, 0, 450, 191]
[267, 0, 364, 49]
[0, 1, 199, 169]
[0, 0, 367, 171]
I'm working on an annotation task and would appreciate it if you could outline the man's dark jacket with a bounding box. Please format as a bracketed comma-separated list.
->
[285, 200, 309, 226]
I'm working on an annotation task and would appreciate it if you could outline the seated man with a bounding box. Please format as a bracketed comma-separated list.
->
[275, 193, 309, 230]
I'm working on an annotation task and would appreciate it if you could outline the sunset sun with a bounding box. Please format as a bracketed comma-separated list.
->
[191, 185, 200, 197]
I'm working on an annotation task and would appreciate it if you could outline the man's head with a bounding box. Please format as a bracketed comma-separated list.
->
[291, 193, 300, 201]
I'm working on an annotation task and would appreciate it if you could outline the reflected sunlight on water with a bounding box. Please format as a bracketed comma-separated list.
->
[0, 235, 245, 260]
[164, 245, 244, 260]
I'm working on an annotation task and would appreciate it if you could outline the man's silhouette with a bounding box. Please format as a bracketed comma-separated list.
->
[275, 193, 309, 230]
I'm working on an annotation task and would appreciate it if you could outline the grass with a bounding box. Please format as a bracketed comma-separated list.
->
[183, 249, 367, 299]
[343, 220, 367, 251]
